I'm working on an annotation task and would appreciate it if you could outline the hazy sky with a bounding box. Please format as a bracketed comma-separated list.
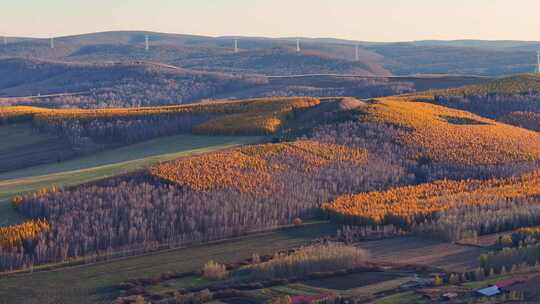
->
[4, 0, 540, 41]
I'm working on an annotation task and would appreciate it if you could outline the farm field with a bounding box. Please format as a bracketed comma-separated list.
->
[356, 237, 486, 272]
[373, 291, 427, 304]
[93, 235, 488, 304]
[0, 134, 261, 226]
[0, 123, 76, 173]
[0, 222, 337, 304]
[303, 272, 407, 290]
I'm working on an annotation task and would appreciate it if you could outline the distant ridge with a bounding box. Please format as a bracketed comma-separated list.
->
[2, 30, 539, 77]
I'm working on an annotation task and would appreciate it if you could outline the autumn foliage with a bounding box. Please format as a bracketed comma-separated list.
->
[435, 74, 540, 96]
[0, 220, 50, 249]
[323, 170, 540, 226]
[0, 106, 50, 124]
[364, 97, 540, 165]
[512, 227, 540, 245]
[9, 97, 319, 135]
[151, 140, 368, 193]
[151, 150, 274, 193]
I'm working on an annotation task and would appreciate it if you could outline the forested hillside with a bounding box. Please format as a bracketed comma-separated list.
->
[3, 96, 540, 272]
[0, 58, 490, 109]
[2, 31, 539, 77]
[0, 97, 319, 171]
[430, 74, 540, 131]
[0, 58, 264, 107]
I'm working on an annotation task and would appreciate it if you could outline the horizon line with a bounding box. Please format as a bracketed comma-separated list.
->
[3, 30, 540, 44]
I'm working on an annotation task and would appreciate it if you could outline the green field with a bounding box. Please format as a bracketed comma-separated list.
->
[0, 124, 55, 150]
[0, 134, 262, 226]
[0, 222, 336, 304]
[0, 124, 77, 173]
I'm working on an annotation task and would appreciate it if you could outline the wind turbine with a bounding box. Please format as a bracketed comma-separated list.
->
[234, 38, 239, 53]
[296, 39, 301, 52]
[355, 44, 359, 61]
[50, 37, 54, 49]
[3, 36, 6, 46]
[145, 35, 149, 51]
[537, 51, 540, 73]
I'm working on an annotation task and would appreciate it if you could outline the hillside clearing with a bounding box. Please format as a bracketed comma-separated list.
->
[0, 134, 261, 226]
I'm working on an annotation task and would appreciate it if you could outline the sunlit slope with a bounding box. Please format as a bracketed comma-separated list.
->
[1, 97, 320, 135]
[150, 140, 368, 193]
[437, 74, 540, 96]
[324, 170, 540, 225]
[363, 97, 540, 165]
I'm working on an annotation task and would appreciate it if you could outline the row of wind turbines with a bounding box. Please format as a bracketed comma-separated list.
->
[1, 34, 363, 62]
[232, 37, 361, 61]
[1, 34, 539, 71]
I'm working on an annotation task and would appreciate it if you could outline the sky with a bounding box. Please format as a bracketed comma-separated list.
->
[4, 0, 540, 42]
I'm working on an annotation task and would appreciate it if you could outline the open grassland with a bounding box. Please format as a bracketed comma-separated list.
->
[0, 134, 261, 226]
[0, 222, 336, 304]
[365, 97, 540, 165]
[3, 231, 481, 304]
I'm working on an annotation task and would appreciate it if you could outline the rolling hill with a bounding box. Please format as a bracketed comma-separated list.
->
[365, 43, 538, 76]
[0, 31, 389, 77]
[427, 74, 540, 131]
[2, 91, 540, 304]
[362, 96, 540, 166]
[3, 96, 540, 271]
[0, 57, 264, 107]
[2, 35, 540, 301]
[3, 31, 540, 77]
[437, 73, 540, 96]
[0, 57, 492, 109]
